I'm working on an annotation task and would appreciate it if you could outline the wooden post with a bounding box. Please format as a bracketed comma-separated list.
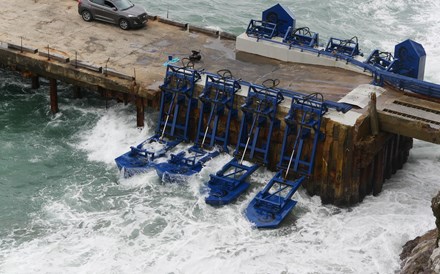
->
[369, 92, 379, 136]
[72, 86, 82, 99]
[31, 75, 40, 89]
[49, 78, 58, 114]
[136, 96, 144, 128]
[123, 93, 129, 105]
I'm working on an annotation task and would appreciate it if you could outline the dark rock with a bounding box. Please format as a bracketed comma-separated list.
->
[400, 229, 437, 273]
[432, 191, 440, 247]
[400, 191, 440, 273]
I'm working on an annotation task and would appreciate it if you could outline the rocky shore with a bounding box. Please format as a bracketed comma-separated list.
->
[400, 192, 440, 273]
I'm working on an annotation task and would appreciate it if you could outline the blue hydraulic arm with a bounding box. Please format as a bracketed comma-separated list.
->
[114, 64, 201, 177]
[205, 79, 284, 206]
[194, 70, 241, 152]
[283, 26, 319, 48]
[325, 36, 361, 57]
[153, 70, 241, 181]
[246, 20, 277, 40]
[246, 93, 327, 228]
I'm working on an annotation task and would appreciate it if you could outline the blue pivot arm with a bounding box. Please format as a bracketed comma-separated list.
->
[234, 82, 283, 165]
[246, 171, 305, 228]
[246, 19, 277, 39]
[246, 93, 327, 228]
[205, 158, 259, 205]
[114, 65, 201, 177]
[195, 70, 240, 152]
[206, 80, 284, 206]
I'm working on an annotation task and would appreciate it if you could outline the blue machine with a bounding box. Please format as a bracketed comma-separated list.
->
[325, 36, 361, 57]
[365, 50, 396, 71]
[392, 39, 426, 80]
[115, 64, 201, 177]
[247, 3, 295, 39]
[246, 93, 327, 228]
[283, 26, 319, 48]
[205, 79, 284, 206]
[366, 39, 426, 81]
[154, 70, 241, 182]
[364, 39, 438, 97]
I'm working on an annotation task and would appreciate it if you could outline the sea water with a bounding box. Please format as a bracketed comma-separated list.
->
[0, 0, 439, 273]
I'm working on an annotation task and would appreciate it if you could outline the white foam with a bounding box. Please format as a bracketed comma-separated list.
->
[1, 138, 438, 274]
[76, 104, 154, 165]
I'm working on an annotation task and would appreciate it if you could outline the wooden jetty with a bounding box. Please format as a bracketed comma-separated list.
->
[0, 0, 439, 206]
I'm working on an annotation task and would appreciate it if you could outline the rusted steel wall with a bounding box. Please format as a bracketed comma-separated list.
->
[304, 115, 412, 206]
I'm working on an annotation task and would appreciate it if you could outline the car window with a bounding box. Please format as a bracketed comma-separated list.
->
[104, 1, 116, 8]
[91, 0, 105, 5]
[113, 0, 134, 11]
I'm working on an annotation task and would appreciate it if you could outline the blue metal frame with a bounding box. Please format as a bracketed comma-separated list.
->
[205, 158, 259, 205]
[283, 26, 319, 48]
[325, 37, 361, 57]
[157, 65, 201, 141]
[234, 84, 283, 164]
[114, 65, 201, 177]
[246, 93, 327, 228]
[277, 94, 327, 175]
[365, 50, 396, 71]
[194, 71, 241, 152]
[246, 20, 277, 40]
[154, 147, 220, 183]
[205, 83, 284, 205]
[153, 70, 241, 182]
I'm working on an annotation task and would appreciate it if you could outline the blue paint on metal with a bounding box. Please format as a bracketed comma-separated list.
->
[246, 20, 277, 40]
[156, 65, 201, 141]
[114, 65, 201, 177]
[235, 83, 283, 164]
[246, 172, 303, 228]
[277, 94, 327, 175]
[365, 50, 396, 71]
[205, 158, 259, 206]
[246, 93, 326, 228]
[262, 3, 295, 37]
[114, 135, 181, 177]
[246, 4, 295, 39]
[325, 37, 361, 57]
[283, 26, 319, 48]
[195, 70, 241, 152]
[153, 70, 241, 182]
[393, 39, 426, 80]
[205, 82, 284, 205]
[375, 70, 440, 98]
[248, 28, 440, 99]
[155, 147, 220, 183]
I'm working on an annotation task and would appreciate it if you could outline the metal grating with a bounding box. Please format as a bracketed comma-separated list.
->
[383, 108, 440, 126]
[393, 100, 440, 116]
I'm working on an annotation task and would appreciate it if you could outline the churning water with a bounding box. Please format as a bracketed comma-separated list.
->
[0, 0, 439, 273]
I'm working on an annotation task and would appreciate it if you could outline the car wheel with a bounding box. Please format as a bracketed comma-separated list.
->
[119, 18, 130, 30]
[81, 10, 93, 22]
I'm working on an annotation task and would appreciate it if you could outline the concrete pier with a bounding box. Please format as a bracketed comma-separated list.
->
[0, 0, 439, 206]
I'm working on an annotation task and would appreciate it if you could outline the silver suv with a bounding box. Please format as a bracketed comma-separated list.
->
[78, 0, 148, 30]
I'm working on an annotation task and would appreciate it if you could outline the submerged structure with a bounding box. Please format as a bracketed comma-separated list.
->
[1, 1, 439, 228]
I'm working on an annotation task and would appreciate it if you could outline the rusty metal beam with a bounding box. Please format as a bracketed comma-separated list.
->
[136, 96, 144, 128]
[49, 78, 58, 114]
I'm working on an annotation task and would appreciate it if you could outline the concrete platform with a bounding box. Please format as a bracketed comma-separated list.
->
[0, 0, 371, 102]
